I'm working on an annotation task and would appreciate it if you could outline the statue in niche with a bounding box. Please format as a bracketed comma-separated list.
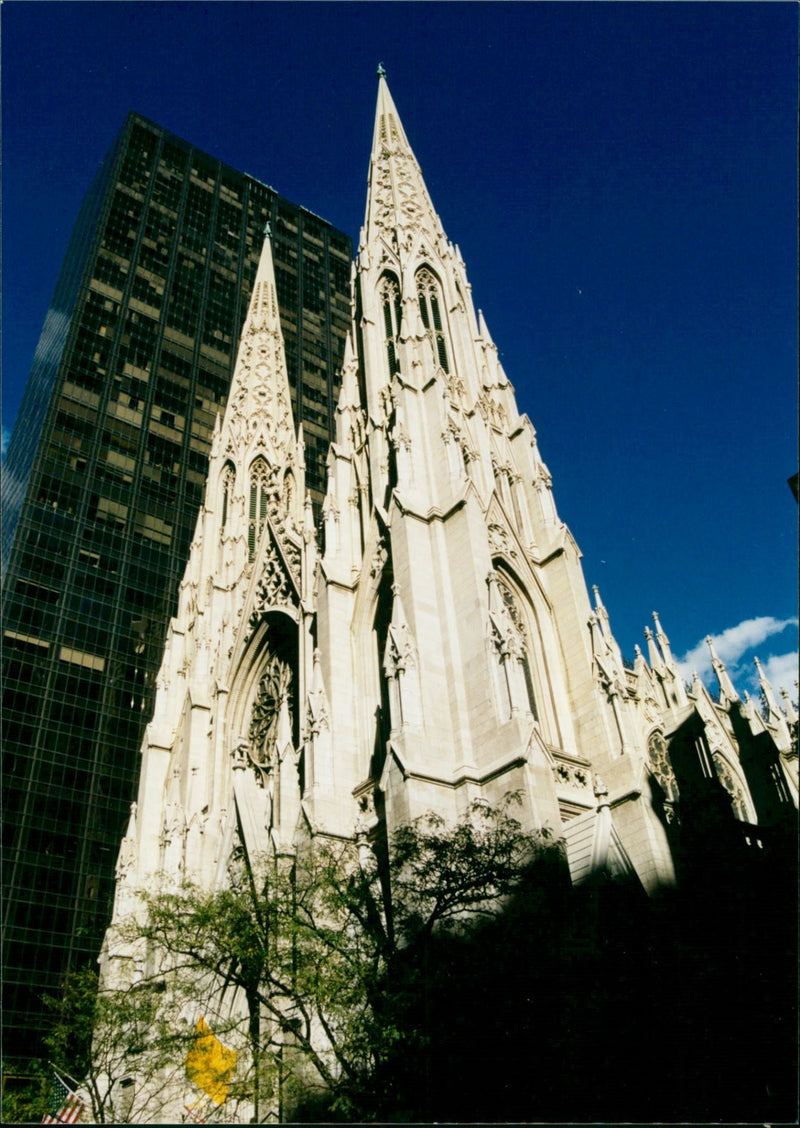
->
[248, 654, 293, 778]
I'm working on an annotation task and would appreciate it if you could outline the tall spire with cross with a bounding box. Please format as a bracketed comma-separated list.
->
[363, 66, 447, 254]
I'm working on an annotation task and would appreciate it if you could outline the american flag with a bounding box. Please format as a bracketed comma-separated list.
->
[41, 1071, 84, 1124]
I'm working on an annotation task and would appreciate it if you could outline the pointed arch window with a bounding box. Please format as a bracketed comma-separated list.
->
[647, 731, 679, 803]
[417, 267, 450, 373]
[497, 573, 538, 721]
[711, 751, 750, 821]
[248, 458, 271, 560]
[220, 462, 235, 532]
[489, 568, 538, 722]
[379, 274, 402, 377]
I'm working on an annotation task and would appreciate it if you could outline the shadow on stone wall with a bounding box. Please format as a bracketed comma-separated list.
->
[292, 803, 797, 1124]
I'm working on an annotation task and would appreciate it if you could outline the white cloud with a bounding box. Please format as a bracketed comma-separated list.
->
[677, 616, 798, 684]
[1, 427, 9, 459]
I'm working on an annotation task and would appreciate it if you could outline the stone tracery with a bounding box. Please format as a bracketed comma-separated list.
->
[248, 653, 293, 777]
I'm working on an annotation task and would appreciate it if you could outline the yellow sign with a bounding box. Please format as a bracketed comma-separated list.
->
[184, 1016, 237, 1106]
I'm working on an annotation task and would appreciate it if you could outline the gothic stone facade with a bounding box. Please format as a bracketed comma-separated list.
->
[100, 73, 798, 1121]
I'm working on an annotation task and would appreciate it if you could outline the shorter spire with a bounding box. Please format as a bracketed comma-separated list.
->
[645, 625, 663, 670]
[754, 656, 781, 717]
[302, 489, 316, 550]
[210, 411, 222, 458]
[593, 585, 610, 627]
[705, 635, 739, 705]
[780, 686, 798, 725]
[336, 332, 361, 413]
[652, 612, 675, 667]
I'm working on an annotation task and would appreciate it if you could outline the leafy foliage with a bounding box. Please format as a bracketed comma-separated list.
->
[116, 793, 557, 1119]
[42, 965, 193, 1123]
[0, 1059, 49, 1124]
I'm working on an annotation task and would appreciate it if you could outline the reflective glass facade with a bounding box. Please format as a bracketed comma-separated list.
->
[1, 112, 351, 1060]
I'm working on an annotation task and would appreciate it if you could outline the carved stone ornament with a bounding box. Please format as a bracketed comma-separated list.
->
[478, 390, 507, 430]
[249, 537, 299, 634]
[370, 537, 389, 580]
[648, 731, 679, 802]
[115, 835, 136, 881]
[642, 691, 661, 728]
[551, 761, 591, 790]
[247, 654, 293, 781]
[385, 625, 412, 678]
[489, 612, 521, 664]
[225, 328, 294, 463]
[488, 523, 516, 559]
[350, 407, 367, 451]
[446, 370, 467, 408]
[496, 573, 527, 641]
[305, 694, 329, 741]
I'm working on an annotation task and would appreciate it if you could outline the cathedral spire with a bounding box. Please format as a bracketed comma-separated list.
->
[652, 612, 674, 667]
[339, 332, 359, 405]
[753, 655, 787, 724]
[754, 657, 795, 752]
[645, 625, 663, 671]
[780, 686, 798, 726]
[364, 68, 445, 250]
[218, 226, 297, 473]
[705, 635, 739, 706]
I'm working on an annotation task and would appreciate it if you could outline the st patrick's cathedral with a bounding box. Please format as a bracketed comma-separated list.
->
[100, 70, 798, 1122]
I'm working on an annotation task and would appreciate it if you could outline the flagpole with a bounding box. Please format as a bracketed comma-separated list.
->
[48, 1064, 83, 1092]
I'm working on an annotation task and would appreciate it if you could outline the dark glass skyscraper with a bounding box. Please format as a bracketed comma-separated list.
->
[1, 112, 351, 1060]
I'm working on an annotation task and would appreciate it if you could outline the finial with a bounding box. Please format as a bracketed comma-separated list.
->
[263, 221, 272, 239]
[377, 62, 386, 78]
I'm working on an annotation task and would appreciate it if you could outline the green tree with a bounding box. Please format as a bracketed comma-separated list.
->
[116, 793, 557, 1120]
[42, 965, 194, 1123]
[0, 1060, 49, 1124]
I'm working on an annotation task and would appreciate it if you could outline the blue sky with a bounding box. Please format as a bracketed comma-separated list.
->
[2, 2, 797, 703]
